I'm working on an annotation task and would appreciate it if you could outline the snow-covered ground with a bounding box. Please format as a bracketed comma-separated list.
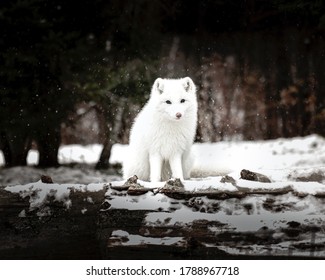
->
[0, 134, 324, 207]
[0, 144, 124, 185]
[2, 133, 325, 212]
[2, 134, 325, 258]
[1, 134, 324, 187]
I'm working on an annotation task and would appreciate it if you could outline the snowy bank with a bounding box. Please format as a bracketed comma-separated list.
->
[1, 134, 325, 187]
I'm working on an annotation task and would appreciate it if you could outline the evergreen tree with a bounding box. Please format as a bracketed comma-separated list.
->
[0, 0, 108, 166]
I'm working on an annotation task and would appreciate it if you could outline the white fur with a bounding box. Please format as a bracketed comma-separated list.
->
[123, 77, 198, 182]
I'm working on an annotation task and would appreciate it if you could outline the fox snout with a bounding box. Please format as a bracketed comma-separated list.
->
[164, 103, 186, 120]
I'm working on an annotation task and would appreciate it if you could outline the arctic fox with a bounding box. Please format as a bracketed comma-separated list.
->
[123, 77, 198, 182]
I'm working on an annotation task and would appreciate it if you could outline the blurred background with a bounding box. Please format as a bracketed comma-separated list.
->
[0, 0, 324, 169]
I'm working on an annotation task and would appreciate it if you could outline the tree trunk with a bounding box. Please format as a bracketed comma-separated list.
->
[0, 131, 30, 167]
[37, 126, 60, 168]
[0, 132, 12, 166]
[96, 138, 113, 169]
[95, 98, 126, 170]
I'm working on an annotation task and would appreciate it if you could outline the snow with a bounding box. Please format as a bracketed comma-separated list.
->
[0, 165, 120, 186]
[0, 143, 124, 168]
[2, 134, 325, 257]
[145, 194, 324, 232]
[192, 134, 325, 176]
[109, 192, 172, 211]
[5, 180, 107, 212]
[109, 230, 185, 246]
[1, 134, 325, 210]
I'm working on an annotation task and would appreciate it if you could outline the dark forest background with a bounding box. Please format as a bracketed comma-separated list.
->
[0, 0, 325, 168]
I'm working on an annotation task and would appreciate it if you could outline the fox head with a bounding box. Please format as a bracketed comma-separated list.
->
[150, 77, 197, 121]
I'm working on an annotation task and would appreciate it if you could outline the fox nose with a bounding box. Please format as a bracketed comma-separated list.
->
[176, 112, 182, 119]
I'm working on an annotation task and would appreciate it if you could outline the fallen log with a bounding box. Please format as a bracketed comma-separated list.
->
[1, 171, 325, 260]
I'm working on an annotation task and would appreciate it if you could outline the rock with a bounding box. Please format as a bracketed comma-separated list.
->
[240, 169, 271, 183]
[220, 175, 236, 185]
[111, 175, 151, 195]
[159, 178, 186, 199]
[164, 178, 185, 189]
[126, 175, 138, 184]
[41, 175, 53, 184]
[110, 175, 141, 191]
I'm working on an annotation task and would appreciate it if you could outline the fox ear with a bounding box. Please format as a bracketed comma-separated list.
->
[183, 77, 195, 93]
[153, 78, 164, 94]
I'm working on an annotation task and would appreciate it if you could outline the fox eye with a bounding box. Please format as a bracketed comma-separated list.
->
[180, 99, 186, 103]
[166, 100, 172, 104]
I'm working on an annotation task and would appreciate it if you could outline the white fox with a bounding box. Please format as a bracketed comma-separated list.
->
[123, 77, 198, 182]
